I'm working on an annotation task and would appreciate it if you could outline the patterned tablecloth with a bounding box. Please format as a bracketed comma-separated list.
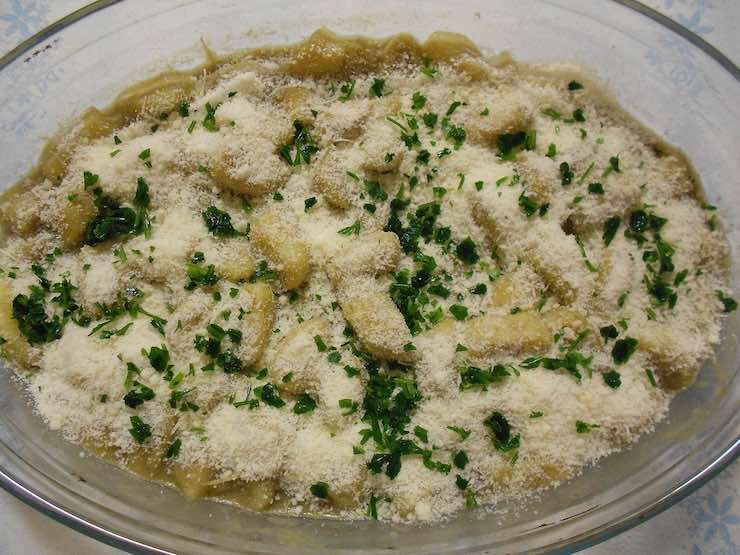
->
[0, 1, 737, 554]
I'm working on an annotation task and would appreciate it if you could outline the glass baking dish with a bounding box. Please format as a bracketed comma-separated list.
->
[0, 1, 737, 553]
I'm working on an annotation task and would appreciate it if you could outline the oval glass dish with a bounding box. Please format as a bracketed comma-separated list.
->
[0, 1, 738, 553]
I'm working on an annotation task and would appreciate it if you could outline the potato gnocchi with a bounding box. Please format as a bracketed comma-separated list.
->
[0, 29, 734, 522]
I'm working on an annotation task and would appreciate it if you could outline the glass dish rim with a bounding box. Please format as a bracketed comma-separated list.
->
[0, 1, 738, 553]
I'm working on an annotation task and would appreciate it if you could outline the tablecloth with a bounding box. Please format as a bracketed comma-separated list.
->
[0, 1, 737, 553]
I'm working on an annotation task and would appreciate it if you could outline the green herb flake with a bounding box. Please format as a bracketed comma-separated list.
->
[338, 80, 356, 102]
[293, 393, 317, 415]
[128, 415, 152, 444]
[602, 370, 621, 389]
[588, 182, 604, 195]
[453, 450, 469, 469]
[413, 425, 429, 443]
[576, 420, 600, 433]
[369, 78, 386, 98]
[455, 237, 479, 264]
[411, 91, 427, 110]
[449, 304, 468, 321]
[611, 337, 638, 364]
[310, 481, 329, 499]
[338, 220, 361, 236]
[603, 216, 621, 246]
[716, 290, 737, 313]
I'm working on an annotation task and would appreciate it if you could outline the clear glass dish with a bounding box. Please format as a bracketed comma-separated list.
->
[0, 1, 738, 553]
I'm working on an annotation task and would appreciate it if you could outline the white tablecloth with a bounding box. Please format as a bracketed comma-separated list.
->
[0, 1, 737, 553]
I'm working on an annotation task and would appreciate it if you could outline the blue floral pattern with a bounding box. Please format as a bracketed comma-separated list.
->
[684, 464, 740, 555]
[0, 1, 737, 554]
[0, 0, 47, 42]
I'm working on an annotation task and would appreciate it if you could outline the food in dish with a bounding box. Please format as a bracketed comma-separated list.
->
[0, 29, 734, 521]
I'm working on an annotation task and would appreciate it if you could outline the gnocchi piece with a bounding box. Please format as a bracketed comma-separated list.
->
[0, 187, 41, 237]
[542, 307, 595, 345]
[359, 118, 403, 173]
[251, 209, 311, 291]
[280, 28, 404, 77]
[273, 85, 317, 122]
[413, 319, 458, 394]
[210, 141, 291, 198]
[37, 140, 70, 184]
[172, 463, 216, 500]
[634, 325, 702, 390]
[214, 241, 256, 283]
[488, 266, 545, 311]
[567, 176, 641, 234]
[79, 107, 123, 140]
[110, 70, 196, 121]
[59, 191, 96, 248]
[128, 207, 202, 283]
[173, 466, 277, 511]
[471, 186, 528, 259]
[341, 292, 414, 362]
[523, 221, 595, 305]
[312, 149, 360, 209]
[326, 231, 401, 288]
[239, 282, 276, 367]
[125, 446, 168, 480]
[465, 311, 552, 357]
[220, 479, 277, 511]
[421, 31, 481, 61]
[282, 424, 367, 509]
[523, 462, 573, 490]
[272, 317, 331, 393]
[464, 89, 534, 147]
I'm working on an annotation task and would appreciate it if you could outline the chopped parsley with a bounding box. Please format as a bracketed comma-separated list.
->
[599, 324, 619, 343]
[369, 78, 386, 98]
[310, 481, 329, 499]
[484, 411, 520, 453]
[165, 438, 182, 458]
[716, 290, 737, 313]
[460, 364, 509, 391]
[254, 383, 285, 408]
[449, 304, 468, 321]
[559, 162, 574, 186]
[411, 91, 427, 110]
[455, 237, 479, 264]
[496, 132, 526, 159]
[338, 220, 361, 236]
[294, 393, 317, 414]
[453, 450, 469, 469]
[602, 370, 621, 389]
[202, 206, 243, 237]
[338, 80, 356, 102]
[123, 382, 155, 408]
[413, 425, 429, 443]
[128, 415, 151, 444]
[304, 196, 318, 212]
[279, 120, 319, 165]
[588, 182, 604, 195]
[611, 337, 638, 364]
[602, 216, 621, 246]
[576, 420, 600, 434]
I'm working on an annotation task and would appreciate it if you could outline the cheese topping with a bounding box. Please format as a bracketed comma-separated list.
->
[0, 29, 734, 522]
